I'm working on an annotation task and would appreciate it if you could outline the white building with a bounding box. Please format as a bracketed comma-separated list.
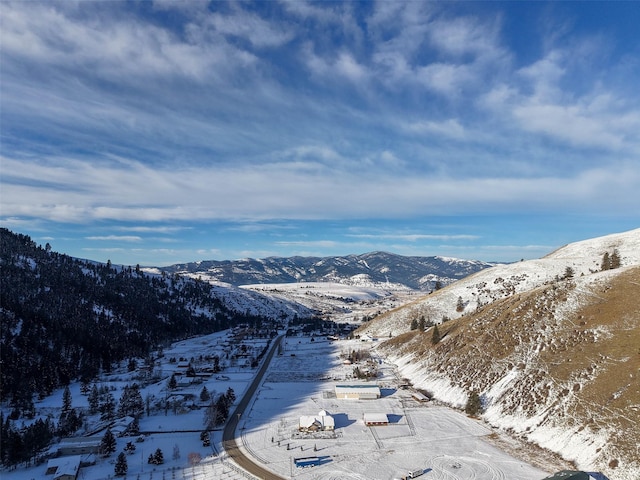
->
[298, 410, 335, 432]
[335, 384, 381, 400]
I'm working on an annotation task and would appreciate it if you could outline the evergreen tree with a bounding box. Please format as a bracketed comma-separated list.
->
[168, 374, 177, 390]
[200, 386, 210, 402]
[418, 316, 426, 332]
[564, 266, 575, 279]
[215, 395, 229, 425]
[465, 390, 482, 416]
[100, 429, 117, 456]
[118, 384, 144, 418]
[456, 296, 465, 312]
[610, 249, 621, 269]
[601, 252, 611, 271]
[225, 387, 236, 405]
[61, 385, 72, 414]
[153, 447, 164, 464]
[88, 384, 99, 414]
[99, 391, 116, 421]
[431, 324, 441, 345]
[410, 318, 418, 330]
[114, 452, 128, 476]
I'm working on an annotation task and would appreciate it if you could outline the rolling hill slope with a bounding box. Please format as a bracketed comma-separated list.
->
[358, 229, 640, 480]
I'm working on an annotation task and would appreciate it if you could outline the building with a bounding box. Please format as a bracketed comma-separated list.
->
[56, 437, 102, 456]
[335, 384, 381, 399]
[299, 410, 335, 432]
[411, 391, 429, 402]
[45, 455, 81, 480]
[363, 413, 389, 426]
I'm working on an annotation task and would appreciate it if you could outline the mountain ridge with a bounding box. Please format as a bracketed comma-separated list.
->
[155, 251, 495, 290]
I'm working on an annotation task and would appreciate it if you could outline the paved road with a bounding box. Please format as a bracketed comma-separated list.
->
[222, 335, 287, 480]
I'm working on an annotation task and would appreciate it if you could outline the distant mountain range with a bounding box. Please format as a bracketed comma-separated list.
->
[156, 252, 495, 290]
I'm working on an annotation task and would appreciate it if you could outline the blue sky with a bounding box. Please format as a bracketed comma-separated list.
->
[1, 1, 639, 266]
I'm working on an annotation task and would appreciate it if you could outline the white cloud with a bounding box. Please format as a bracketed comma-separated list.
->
[206, 10, 294, 47]
[86, 235, 143, 242]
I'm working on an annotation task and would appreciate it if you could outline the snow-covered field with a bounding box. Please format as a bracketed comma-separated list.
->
[233, 336, 552, 480]
[3, 333, 553, 480]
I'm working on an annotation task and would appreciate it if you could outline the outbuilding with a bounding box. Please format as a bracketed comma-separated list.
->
[363, 413, 389, 426]
[335, 384, 381, 399]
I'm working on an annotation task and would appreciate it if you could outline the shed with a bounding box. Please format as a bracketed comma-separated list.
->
[363, 413, 389, 426]
[335, 384, 381, 399]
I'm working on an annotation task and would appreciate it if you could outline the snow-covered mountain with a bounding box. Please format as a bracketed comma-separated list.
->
[358, 228, 640, 480]
[156, 251, 494, 290]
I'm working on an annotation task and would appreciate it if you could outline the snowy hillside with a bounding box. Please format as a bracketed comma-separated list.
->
[242, 282, 422, 323]
[359, 228, 640, 480]
[361, 228, 640, 337]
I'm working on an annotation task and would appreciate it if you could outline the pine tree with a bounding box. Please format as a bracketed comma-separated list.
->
[153, 447, 164, 464]
[456, 296, 465, 312]
[168, 374, 177, 390]
[225, 387, 236, 405]
[99, 392, 116, 421]
[114, 452, 128, 476]
[410, 318, 418, 330]
[88, 384, 99, 415]
[200, 386, 210, 402]
[100, 429, 116, 456]
[610, 249, 621, 269]
[61, 385, 72, 414]
[215, 395, 229, 425]
[431, 325, 441, 345]
[601, 252, 611, 271]
[465, 390, 482, 416]
[418, 316, 426, 332]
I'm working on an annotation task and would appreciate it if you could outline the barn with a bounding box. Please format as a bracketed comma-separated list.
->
[335, 384, 381, 399]
[363, 413, 389, 426]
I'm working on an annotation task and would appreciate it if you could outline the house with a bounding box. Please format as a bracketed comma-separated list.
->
[335, 384, 381, 399]
[363, 413, 389, 426]
[299, 410, 335, 432]
[45, 455, 81, 480]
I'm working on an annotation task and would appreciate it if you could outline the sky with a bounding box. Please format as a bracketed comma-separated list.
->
[1, 1, 639, 267]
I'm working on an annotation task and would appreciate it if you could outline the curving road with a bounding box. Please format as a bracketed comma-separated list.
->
[222, 334, 287, 480]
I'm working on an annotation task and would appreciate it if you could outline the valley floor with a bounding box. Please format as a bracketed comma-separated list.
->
[3, 333, 564, 480]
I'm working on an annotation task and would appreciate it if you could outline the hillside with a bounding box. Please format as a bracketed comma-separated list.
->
[0, 228, 313, 410]
[156, 251, 494, 290]
[358, 229, 640, 480]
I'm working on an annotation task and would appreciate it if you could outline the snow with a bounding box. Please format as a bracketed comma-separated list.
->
[3, 334, 551, 480]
